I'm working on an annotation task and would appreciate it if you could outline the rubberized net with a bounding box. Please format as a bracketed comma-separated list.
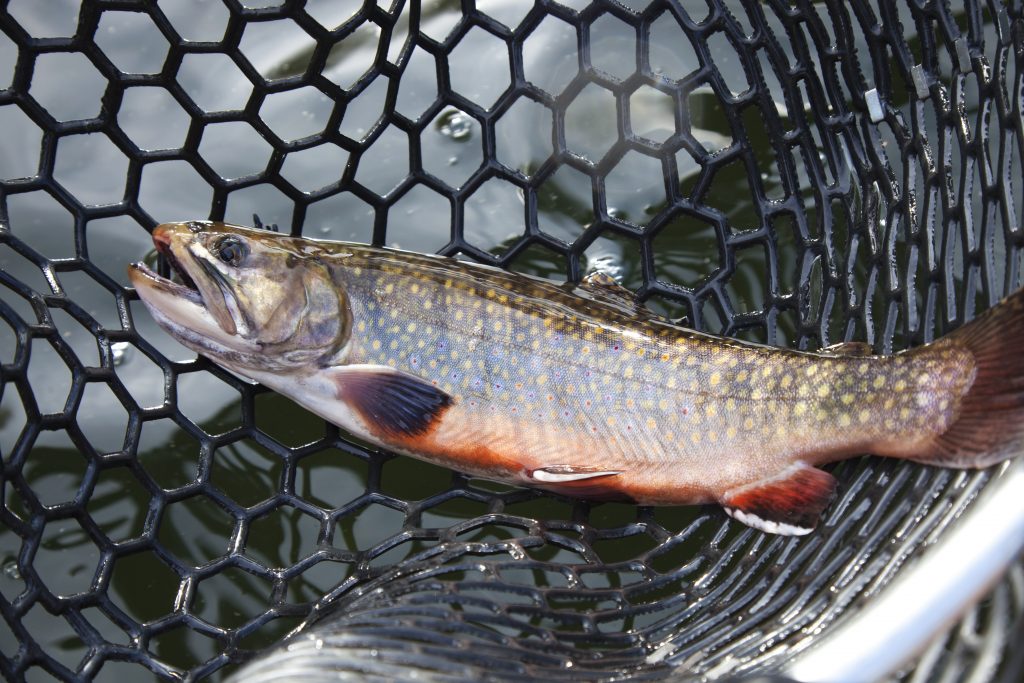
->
[0, 1, 1022, 681]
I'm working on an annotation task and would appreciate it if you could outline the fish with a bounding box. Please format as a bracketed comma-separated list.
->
[128, 221, 1024, 536]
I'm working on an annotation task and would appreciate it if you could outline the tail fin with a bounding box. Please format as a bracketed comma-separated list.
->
[923, 288, 1024, 468]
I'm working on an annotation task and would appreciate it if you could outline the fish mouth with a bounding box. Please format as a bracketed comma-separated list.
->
[128, 223, 251, 354]
[129, 225, 203, 306]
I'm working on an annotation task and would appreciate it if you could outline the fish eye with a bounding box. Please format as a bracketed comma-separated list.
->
[214, 236, 248, 267]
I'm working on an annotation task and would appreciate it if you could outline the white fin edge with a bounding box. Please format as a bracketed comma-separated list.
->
[724, 506, 814, 536]
[531, 468, 621, 483]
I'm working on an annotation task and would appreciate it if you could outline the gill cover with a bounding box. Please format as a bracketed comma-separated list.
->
[136, 222, 351, 370]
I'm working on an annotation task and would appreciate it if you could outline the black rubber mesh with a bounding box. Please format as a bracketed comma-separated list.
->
[0, 0, 1022, 681]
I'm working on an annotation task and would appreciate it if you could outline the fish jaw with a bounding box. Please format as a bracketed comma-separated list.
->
[128, 261, 262, 360]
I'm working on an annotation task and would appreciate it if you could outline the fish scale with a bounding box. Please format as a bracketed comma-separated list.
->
[129, 222, 1024, 535]
[331, 250, 972, 490]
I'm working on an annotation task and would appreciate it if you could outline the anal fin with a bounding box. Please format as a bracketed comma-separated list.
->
[721, 463, 837, 536]
[330, 365, 452, 438]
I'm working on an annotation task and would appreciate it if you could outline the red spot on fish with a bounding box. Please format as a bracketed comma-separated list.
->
[613, 345, 620, 351]
[682, 407, 689, 415]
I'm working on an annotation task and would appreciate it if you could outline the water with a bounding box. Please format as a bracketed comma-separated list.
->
[0, 2, 1005, 681]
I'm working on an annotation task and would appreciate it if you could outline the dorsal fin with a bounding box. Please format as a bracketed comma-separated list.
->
[721, 462, 837, 536]
[578, 272, 655, 316]
[820, 341, 874, 356]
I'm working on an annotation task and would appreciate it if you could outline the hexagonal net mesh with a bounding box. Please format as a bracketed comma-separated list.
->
[0, 0, 1021, 681]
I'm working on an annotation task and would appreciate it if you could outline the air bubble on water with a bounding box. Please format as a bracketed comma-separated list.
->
[436, 109, 473, 141]
[319, 226, 331, 235]
[314, 638, 324, 650]
[2, 558, 21, 581]
[111, 341, 131, 366]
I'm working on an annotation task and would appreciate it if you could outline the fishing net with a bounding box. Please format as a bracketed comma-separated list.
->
[0, 0, 1022, 681]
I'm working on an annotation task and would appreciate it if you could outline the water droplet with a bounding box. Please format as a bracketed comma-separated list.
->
[436, 109, 474, 141]
[369, 648, 379, 657]
[447, 156, 459, 166]
[111, 341, 131, 366]
[314, 638, 324, 650]
[2, 558, 21, 581]
[319, 226, 331, 235]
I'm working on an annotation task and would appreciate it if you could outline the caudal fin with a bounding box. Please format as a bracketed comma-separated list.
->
[923, 288, 1024, 468]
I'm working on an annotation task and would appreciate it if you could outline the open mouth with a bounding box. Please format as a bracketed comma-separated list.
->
[130, 231, 203, 305]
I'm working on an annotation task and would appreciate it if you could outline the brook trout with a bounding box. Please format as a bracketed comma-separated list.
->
[129, 222, 1024, 535]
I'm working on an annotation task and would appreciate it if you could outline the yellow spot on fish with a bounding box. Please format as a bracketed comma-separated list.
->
[726, 426, 737, 439]
[410, 283, 420, 294]
[806, 365, 818, 377]
[873, 376, 885, 389]
[736, 370, 748, 382]
[839, 414, 851, 427]
[858, 362, 869, 374]
[859, 409, 870, 423]
[816, 385, 829, 398]
[357, 321, 367, 332]
[493, 321, 502, 332]
[841, 393, 854, 405]
[536, 374, 547, 385]
[710, 372, 721, 387]
[780, 374, 792, 389]
[691, 432, 701, 444]
[894, 379, 907, 392]
[407, 322, 417, 333]
[372, 340, 381, 351]
[743, 417, 754, 430]
[706, 404, 717, 417]
[794, 402, 808, 416]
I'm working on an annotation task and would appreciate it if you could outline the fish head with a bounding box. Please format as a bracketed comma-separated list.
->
[128, 221, 350, 374]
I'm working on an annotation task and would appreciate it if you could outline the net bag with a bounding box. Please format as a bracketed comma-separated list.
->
[0, 1, 1022, 681]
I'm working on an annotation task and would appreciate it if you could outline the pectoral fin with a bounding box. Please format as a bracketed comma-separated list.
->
[721, 463, 837, 536]
[329, 365, 452, 438]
